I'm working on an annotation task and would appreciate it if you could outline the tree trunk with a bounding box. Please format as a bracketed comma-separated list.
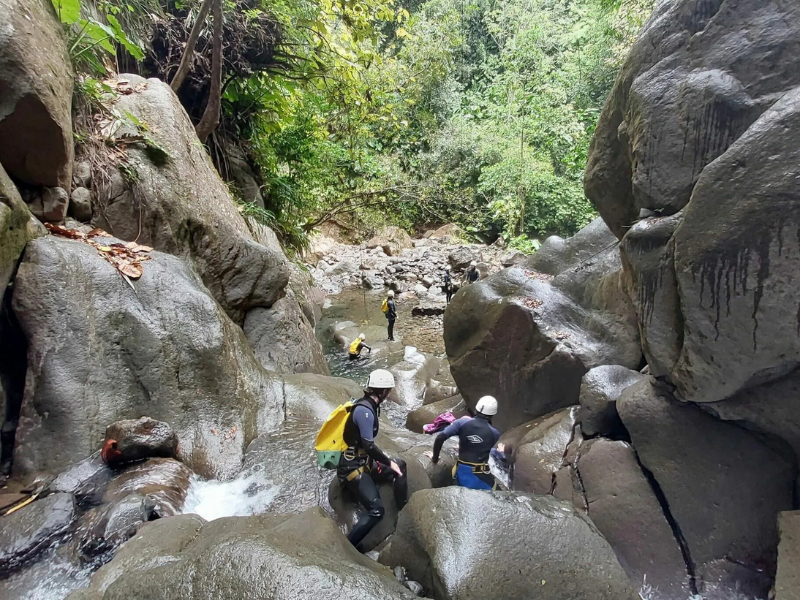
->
[170, 0, 213, 93]
[195, 0, 223, 143]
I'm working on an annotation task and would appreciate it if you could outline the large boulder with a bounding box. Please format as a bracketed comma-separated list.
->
[92, 75, 289, 322]
[70, 509, 416, 600]
[367, 226, 413, 256]
[577, 439, 690, 599]
[0, 0, 73, 189]
[670, 86, 800, 403]
[585, 0, 800, 238]
[617, 379, 794, 594]
[12, 236, 282, 479]
[619, 214, 683, 377]
[447, 246, 475, 270]
[578, 365, 645, 437]
[388, 348, 443, 409]
[102, 458, 193, 517]
[380, 488, 639, 600]
[776, 511, 800, 600]
[0, 164, 45, 294]
[0, 493, 75, 576]
[243, 288, 330, 375]
[405, 395, 466, 434]
[444, 263, 640, 431]
[526, 217, 617, 277]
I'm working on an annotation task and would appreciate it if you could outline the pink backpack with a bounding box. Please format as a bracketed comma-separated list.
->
[423, 412, 456, 434]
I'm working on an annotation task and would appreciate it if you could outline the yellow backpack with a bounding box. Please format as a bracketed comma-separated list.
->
[349, 338, 361, 354]
[315, 399, 356, 468]
[381, 298, 389, 313]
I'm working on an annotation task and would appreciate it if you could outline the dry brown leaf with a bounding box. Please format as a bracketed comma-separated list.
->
[87, 228, 110, 237]
[118, 262, 143, 279]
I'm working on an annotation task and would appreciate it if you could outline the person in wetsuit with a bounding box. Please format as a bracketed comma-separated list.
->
[443, 267, 453, 303]
[465, 261, 480, 284]
[385, 290, 397, 341]
[338, 369, 407, 550]
[348, 333, 371, 360]
[427, 395, 500, 490]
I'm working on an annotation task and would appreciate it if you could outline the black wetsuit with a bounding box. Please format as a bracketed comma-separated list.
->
[444, 272, 453, 303]
[337, 395, 407, 549]
[386, 298, 397, 341]
[432, 415, 500, 489]
[467, 266, 479, 284]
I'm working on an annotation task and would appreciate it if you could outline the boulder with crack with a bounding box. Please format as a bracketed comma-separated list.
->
[12, 236, 282, 479]
[578, 365, 645, 437]
[617, 378, 794, 597]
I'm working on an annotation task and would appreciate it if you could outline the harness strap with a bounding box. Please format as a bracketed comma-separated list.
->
[345, 464, 370, 482]
[457, 459, 491, 474]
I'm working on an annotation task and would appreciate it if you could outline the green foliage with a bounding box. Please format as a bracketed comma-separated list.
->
[51, 0, 145, 75]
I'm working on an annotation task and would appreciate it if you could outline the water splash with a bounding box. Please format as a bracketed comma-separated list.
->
[182, 471, 280, 521]
[0, 546, 93, 600]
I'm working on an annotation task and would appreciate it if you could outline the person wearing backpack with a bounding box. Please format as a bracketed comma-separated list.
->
[382, 290, 397, 341]
[425, 395, 500, 490]
[348, 333, 371, 360]
[337, 369, 407, 550]
[443, 267, 453, 303]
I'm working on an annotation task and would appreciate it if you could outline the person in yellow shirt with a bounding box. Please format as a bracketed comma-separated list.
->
[348, 333, 372, 360]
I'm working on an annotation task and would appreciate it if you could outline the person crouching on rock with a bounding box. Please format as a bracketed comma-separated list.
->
[348, 333, 371, 360]
[385, 290, 397, 341]
[426, 395, 500, 490]
[338, 369, 408, 550]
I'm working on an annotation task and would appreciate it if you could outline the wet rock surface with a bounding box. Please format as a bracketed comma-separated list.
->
[776, 511, 800, 600]
[0, 493, 75, 575]
[578, 365, 645, 437]
[103, 418, 178, 467]
[72, 509, 416, 600]
[380, 487, 639, 600]
[12, 236, 282, 479]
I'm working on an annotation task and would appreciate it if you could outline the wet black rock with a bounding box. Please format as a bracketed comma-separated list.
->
[578, 365, 644, 437]
[0, 493, 75, 576]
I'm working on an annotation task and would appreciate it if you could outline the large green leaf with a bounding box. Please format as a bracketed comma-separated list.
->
[106, 14, 145, 60]
[50, 0, 80, 24]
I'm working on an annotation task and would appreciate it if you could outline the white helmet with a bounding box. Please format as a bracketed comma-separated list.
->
[367, 369, 395, 389]
[475, 395, 498, 416]
[359, 333, 366, 340]
[470, 261, 477, 267]
[387, 290, 395, 298]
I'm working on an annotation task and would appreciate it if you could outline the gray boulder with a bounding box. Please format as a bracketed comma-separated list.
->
[526, 217, 617, 277]
[0, 0, 73, 189]
[585, 0, 800, 238]
[75, 493, 156, 560]
[223, 141, 265, 208]
[577, 439, 689, 599]
[447, 246, 475, 270]
[72, 509, 416, 600]
[388, 349, 443, 409]
[671, 86, 800, 404]
[367, 226, 413, 256]
[503, 407, 579, 495]
[12, 236, 282, 478]
[578, 365, 645, 437]
[244, 288, 330, 375]
[405, 395, 465, 434]
[103, 417, 178, 467]
[444, 265, 640, 431]
[380, 487, 639, 600]
[619, 214, 683, 377]
[0, 493, 75, 576]
[0, 164, 45, 295]
[776, 511, 800, 600]
[618, 379, 794, 592]
[69, 187, 92, 222]
[28, 186, 68, 223]
[92, 74, 289, 322]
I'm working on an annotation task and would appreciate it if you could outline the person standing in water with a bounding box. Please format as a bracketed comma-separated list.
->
[348, 333, 371, 360]
[338, 369, 407, 550]
[384, 290, 397, 341]
[426, 395, 500, 490]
